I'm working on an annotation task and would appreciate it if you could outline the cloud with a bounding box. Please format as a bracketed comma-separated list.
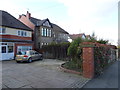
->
[56, 0, 118, 45]
[0, 0, 118, 45]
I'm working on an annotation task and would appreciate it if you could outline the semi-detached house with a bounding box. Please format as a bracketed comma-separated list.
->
[19, 11, 69, 50]
[0, 10, 33, 60]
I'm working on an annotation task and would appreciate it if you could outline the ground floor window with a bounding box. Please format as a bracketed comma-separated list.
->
[2, 46, 6, 53]
[17, 46, 32, 53]
[0, 43, 14, 53]
[8, 46, 13, 53]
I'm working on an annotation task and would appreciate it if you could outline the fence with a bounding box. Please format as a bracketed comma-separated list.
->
[39, 43, 70, 59]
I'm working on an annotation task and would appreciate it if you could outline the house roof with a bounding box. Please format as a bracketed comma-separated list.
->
[30, 17, 52, 27]
[52, 23, 69, 34]
[0, 10, 32, 31]
[29, 17, 69, 34]
[69, 33, 86, 40]
[86, 35, 91, 38]
[29, 17, 41, 26]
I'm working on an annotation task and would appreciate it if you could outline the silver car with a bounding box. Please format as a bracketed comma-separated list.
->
[15, 50, 43, 63]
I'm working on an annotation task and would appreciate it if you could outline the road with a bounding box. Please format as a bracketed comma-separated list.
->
[83, 61, 119, 88]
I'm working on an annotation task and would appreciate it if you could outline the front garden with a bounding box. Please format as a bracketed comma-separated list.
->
[40, 34, 117, 78]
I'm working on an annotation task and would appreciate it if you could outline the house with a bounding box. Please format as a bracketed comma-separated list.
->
[85, 35, 91, 40]
[69, 33, 86, 41]
[18, 11, 69, 49]
[0, 10, 33, 60]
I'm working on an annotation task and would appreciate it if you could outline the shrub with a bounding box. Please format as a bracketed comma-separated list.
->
[97, 39, 108, 44]
[67, 37, 83, 59]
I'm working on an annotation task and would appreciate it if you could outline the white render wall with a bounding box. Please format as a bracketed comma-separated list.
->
[0, 26, 32, 37]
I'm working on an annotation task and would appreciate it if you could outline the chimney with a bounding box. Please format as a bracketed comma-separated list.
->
[19, 15, 21, 19]
[26, 11, 31, 18]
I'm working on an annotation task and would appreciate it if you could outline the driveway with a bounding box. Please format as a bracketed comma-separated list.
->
[2, 59, 89, 89]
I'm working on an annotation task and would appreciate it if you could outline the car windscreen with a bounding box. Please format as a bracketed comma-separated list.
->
[17, 51, 26, 55]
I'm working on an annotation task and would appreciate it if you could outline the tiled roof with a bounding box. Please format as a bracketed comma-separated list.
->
[0, 10, 32, 31]
[52, 23, 69, 34]
[69, 33, 86, 40]
[29, 17, 69, 34]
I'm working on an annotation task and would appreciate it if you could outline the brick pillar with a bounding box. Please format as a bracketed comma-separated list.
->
[83, 47, 94, 78]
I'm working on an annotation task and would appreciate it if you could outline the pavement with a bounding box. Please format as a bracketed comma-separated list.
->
[83, 61, 119, 88]
[2, 59, 90, 89]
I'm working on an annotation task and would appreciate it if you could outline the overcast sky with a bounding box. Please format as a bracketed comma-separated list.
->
[0, 0, 119, 45]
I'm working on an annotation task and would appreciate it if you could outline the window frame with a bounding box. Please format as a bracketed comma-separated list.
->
[17, 30, 27, 37]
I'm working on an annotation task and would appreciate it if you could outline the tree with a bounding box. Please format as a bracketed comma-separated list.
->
[67, 37, 83, 59]
[97, 39, 109, 44]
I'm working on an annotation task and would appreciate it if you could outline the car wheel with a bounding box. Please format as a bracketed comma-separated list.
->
[28, 58, 32, 63]
[16, 61, 20, 63]
[40, 56, 43, 60]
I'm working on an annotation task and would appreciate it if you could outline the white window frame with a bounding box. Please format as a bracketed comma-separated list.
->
[49, 29, 52, 37]
[41, 28, 44, 36]
[47, 29, 49, 37]
[44, 28, 47, 36]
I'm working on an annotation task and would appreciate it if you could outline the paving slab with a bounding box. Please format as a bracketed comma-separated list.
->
[2, 59, 90, 88]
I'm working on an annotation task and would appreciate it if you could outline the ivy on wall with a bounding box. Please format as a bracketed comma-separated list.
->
[94, 47, 111, 76]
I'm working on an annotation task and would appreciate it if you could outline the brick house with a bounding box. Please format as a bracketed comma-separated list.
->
[18, 11, 69, 49]
[0, 10, 33, 60]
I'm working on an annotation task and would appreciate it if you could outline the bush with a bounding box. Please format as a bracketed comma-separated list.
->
[62, 58, 83, 72]
[97, 39, 108, 44]
[67, 37, 83, 59]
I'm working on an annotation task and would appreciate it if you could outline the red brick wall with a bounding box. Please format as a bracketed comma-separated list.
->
[0, 35, 32, 41]
[82, 42, 116, 78]
[83, 47, 94, 78]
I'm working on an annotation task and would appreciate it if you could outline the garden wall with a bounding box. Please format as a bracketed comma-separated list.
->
[82, 42, 117, 78]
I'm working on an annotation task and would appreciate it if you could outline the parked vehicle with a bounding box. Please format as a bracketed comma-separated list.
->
[15, 50, 43, 63]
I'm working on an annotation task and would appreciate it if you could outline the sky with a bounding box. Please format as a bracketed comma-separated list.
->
[0, 0, 119, 45]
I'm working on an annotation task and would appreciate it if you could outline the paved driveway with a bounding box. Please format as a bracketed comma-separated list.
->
[2, 59, 89, 89]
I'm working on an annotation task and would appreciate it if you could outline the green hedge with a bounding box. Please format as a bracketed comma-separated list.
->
[94, 47, 111, 76]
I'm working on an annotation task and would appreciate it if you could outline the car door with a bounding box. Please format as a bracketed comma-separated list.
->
[30, 51, 36, 61]
[34, 51, 40, 60]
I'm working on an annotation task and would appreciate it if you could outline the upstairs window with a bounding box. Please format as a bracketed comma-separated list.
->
[18, 31, 21, 36]
[41, 28, 52, 37]
[0, 27, 6, 34]
[47, 29, 49, 37]
[18, 30, 27, 37]
[44, 28, 47, 36]
[41, 28, 47, 37]
[41, 28, 44, 36]
[49, 29, 52, 37]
